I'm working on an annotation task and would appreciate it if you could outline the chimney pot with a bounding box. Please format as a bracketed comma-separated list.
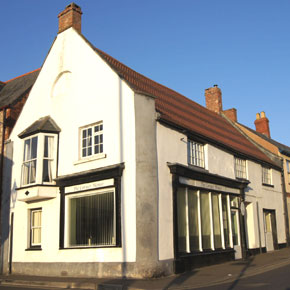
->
[58, 2, 82, 34]
[254, 111, 270, 138]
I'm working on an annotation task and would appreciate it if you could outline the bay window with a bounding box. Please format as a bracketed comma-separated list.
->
[21, 133, 57, 186]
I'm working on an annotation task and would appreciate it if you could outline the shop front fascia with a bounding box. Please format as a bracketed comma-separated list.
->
[168, 163, 249, 273]
[55, 163, 124, 250]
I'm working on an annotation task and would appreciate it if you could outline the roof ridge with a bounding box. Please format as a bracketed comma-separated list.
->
[5, 68, 41, 83]
[94, 47, 207, 107]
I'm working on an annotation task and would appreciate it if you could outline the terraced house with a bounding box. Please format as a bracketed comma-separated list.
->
[0, 3, 288, 278]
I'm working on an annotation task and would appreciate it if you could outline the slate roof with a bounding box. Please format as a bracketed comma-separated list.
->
[238, 123, 290, 157]
[0, 69, 40, 108]
[91, 46, 276, 167]
[18, 116, 61, 139]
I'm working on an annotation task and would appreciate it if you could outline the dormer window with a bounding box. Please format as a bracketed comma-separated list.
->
[18, 116, 60, 187]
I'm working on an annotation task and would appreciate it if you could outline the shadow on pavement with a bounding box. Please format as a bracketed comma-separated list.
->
[226, 257, 254, 290]
[162, 270, 198, 290]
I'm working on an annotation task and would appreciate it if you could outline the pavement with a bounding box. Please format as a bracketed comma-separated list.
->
[1, 247, 290, 290]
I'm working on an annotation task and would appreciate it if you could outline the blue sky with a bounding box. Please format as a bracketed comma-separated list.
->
[1, 0, 290, 145]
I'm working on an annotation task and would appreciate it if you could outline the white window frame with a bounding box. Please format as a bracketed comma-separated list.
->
[262, 167, 272, 185]
[65, 187, 116, 248]
[21, 133, 57, 186]
[30, 208, 42, 247]
[80, 121, 103, 159]
[235, 158, 247, 179]
[188, 140, 205, 168]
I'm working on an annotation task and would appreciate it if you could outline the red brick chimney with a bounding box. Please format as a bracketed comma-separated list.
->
[58, 3, 82, 34]
[254, 111, 270, 138]
[205, 85, 223, 114]
[223, 108, 237, 122]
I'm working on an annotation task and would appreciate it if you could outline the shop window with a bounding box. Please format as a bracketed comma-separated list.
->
[262, 167, 272, 185]
[235, 158, 247, 179]
[188, 140, 205, 168]
[67, 189, 116, 247]
[21, 134, 56, 186]
[176, 188, 233, 253]
[80, 122, 103, 158]
[30, 208, 42, 248]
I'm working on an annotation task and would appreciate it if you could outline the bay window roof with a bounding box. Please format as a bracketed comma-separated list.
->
[18, 116, 61, 139]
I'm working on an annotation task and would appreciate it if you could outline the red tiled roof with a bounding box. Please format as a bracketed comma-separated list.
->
[94, 47, 276, 166]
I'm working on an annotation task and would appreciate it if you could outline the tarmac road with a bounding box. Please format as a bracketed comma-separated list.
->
[199, 262, 290, 290]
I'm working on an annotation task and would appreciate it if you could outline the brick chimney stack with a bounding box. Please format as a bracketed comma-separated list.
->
[205, 85, 223, 114]
[223, 108, 237, 122]
[254, 111, 271, 138]
[58, 3, 82, 34]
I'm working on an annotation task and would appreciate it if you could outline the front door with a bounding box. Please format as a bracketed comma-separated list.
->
[264, 210, 278, 252]
[231, 209, 242, 259]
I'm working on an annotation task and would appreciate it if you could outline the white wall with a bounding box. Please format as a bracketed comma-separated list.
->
[157, 122, 286, 260]
[9, 28, 137, 263]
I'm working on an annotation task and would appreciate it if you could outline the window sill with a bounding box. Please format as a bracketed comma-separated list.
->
[188, 164, 208, 173]
[59, 245, 119, 250]
[74, 153, 107, 165]
[262, 183, 274, 188]
[25, 247, 42, 251]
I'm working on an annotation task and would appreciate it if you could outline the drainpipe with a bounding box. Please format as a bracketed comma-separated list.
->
[280, 158, 290, 246]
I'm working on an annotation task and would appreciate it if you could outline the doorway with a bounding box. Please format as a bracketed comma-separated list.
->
[263, 209, 278, 252]
[231, 209, 242, 259]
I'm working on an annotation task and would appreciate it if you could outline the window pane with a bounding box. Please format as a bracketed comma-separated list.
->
[30, 160, 37, 183]
[100, 144, 103, 153]
[231, 210, 239, 246]
[24, 139, 30, 161]
[69, 191, 115, 246]
[188, 189, 199, 251]
[31, 137, 38, 159]
[177, 188, 187, 252]
[200, 191, 211, 249]
[222, 196, 230, 248]
[82, 130, 87, 138]
[22, 162, 30, 185]
[43, 160, 52, 182]
[212, 194, 222, 249]
[44, 136, 54, 158]
[95, 145, 99, 154]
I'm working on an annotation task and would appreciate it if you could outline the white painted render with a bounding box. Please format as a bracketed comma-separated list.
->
[9, 28, 137, 263]
[157, 122, 286, 260]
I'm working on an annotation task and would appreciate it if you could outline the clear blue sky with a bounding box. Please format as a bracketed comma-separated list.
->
[1, 0, 290, 145]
